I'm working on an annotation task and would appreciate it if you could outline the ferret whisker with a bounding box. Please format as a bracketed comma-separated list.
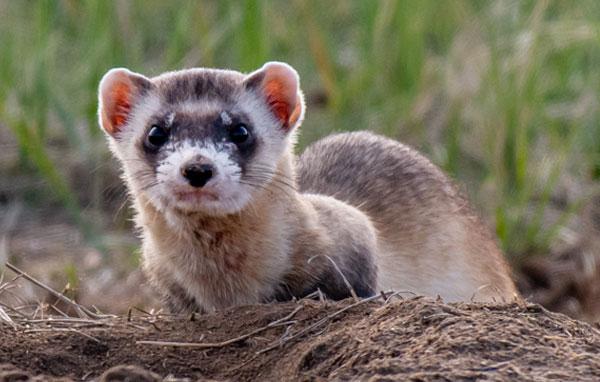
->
[240, 181, 295, 198]
[243, 169, 295, 182]
[122, 158, 152, 164]
[130, 170, 157, 178]
[139, 181, 163, 192]
[241, 176, 296, 191]
[243, 176, 297, 191]
[112, 197, 131, 220]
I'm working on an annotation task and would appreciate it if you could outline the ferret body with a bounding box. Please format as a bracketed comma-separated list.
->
[98, 62, 518, 313]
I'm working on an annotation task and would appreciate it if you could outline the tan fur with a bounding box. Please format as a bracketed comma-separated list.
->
[297, 131, 519, 302]
[99, 62, 518, 313]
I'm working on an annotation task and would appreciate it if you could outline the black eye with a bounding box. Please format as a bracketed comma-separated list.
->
[229, 124, 250, 144]
[145, 125, 169, 149]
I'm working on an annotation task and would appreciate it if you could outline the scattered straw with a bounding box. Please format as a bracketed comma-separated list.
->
[0, 305, 16, 329]
[24, 328, 102, 343]
[256, 292, 388, 355]
[137, 305, 303, 349]
[4, 262, 114, 320]
[308, 254, 359, 301]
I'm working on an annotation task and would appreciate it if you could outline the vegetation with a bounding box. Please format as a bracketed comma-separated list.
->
[1, 0, 600, 263]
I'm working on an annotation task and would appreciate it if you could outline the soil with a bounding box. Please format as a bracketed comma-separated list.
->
[1, 297, 599, 381]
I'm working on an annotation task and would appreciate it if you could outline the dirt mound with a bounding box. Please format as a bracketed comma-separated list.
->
[1, 297, 599, 381]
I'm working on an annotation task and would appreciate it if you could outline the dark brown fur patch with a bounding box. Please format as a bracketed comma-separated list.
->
[164, 282, 202, 314]
[273, 244, 378, 301]
[154, 69, 245, 105]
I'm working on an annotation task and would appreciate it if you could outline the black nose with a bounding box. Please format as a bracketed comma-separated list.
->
[182, 163, 214, 188]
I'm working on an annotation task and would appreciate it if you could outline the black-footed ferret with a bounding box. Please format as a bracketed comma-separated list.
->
[98, 61, 518, 313]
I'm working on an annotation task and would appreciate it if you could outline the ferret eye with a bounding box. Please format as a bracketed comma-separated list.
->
[145, 125, 169, 149]
[229, 124, 249, 144]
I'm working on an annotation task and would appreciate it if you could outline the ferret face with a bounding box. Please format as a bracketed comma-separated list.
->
[98, 62, 304, 217]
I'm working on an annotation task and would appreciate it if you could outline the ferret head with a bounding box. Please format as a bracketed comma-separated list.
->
[98, 62, 304, 217]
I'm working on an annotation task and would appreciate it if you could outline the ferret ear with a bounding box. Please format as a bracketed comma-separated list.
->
[244, 62, 305, 130]
[98, 68, 153, 137]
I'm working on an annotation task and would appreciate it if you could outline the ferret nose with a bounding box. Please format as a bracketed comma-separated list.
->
[182, 163, 214, 188]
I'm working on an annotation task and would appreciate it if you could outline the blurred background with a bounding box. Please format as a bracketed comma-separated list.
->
[0, 0, 599, 321]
